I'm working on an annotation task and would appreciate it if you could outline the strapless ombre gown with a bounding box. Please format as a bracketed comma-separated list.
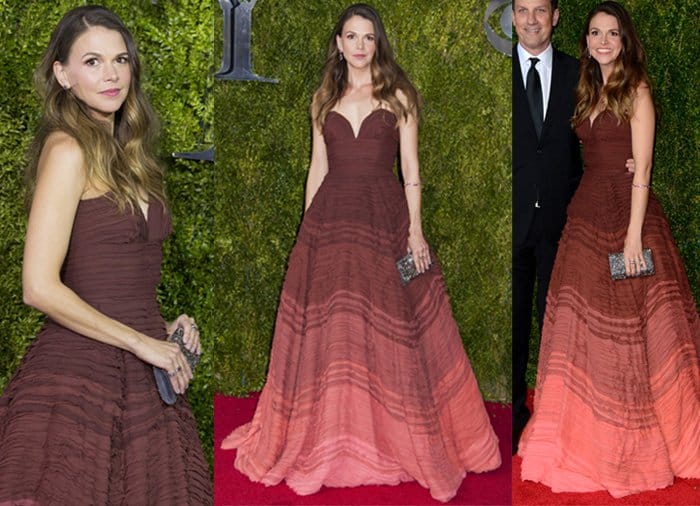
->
[221, 109, 501, 502]
[0, 197, 212, 505]
[519, 110, 700, 497]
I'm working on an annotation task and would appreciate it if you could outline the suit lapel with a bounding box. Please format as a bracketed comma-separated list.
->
[513, 49, 525, 96]
[542, 50, 567, 140]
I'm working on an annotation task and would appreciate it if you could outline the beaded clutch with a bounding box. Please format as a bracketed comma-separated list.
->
[608, 248, 655, 281]
[396, 252, 421, 285]
[153, 326, 201, 405]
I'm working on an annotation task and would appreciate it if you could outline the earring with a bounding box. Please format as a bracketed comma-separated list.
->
[339, 52, 344, 62]
[587, 48, 592, 59]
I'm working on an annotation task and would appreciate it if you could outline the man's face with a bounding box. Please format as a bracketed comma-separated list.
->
[512, 0, 560, 55]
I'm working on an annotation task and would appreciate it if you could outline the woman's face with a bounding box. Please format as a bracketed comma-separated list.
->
[336, 15, 376, 70]
[54, 25, 131, 123]
[586, 12, 623, 71]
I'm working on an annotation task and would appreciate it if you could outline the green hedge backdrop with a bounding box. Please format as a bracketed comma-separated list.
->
[0, 0, 215, 460]
[524, 0, 700, 384]
[212, 0, 512, 402]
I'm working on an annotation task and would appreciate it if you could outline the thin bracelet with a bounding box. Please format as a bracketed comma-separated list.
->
[404, 182, 421, 187]
[632, 183, 650, 189]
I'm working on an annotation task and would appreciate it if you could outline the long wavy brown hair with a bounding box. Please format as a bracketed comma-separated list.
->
[26, 5, 164, 212]
[572, 1, 651, 127]
[312, 3, 422, 127]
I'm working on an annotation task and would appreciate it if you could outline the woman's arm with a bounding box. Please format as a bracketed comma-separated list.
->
[624, 83, 655, 276]
[305, 103, 330, 212]
[23, 131, 193, 392]
[396, 90, 430, 274]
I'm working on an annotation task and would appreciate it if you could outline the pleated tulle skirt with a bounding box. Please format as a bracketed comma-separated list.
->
[222, 174, 501, 502]
[0, 320, 212, 505]
[519, 181, 700, 497]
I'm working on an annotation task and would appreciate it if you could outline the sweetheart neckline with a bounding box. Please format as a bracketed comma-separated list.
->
[327, 108, 395, 139]
[587, 109, 611, 128]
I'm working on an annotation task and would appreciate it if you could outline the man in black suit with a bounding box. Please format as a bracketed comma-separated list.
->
[511, 0, 581, 454]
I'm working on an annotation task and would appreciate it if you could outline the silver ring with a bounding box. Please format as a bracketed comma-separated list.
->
[191, 323, 198, 331]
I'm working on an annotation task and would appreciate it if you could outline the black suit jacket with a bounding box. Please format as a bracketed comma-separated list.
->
[513, 46, 582, 247]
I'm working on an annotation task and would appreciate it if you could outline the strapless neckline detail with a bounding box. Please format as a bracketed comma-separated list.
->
[327, 108, 395, 139]
[587, 109, 613, 129]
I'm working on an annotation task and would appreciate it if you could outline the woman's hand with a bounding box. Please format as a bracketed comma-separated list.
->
[166, 314, 201, 355]
[132, 336, 193, 394]
[623, 232, 645, 277]
[162, 314, 201, 394]
[408, 231, 431, 274]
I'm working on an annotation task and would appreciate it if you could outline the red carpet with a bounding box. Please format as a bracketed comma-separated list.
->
[512, 455, 700, 505]
[214, 393, 512, 505]
[513, 390, 700, 505]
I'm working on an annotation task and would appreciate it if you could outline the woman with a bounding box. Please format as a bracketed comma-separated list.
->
[221, 3, 501, 502]
[0, 6, 212, 504]
[519, 1, 700, 497]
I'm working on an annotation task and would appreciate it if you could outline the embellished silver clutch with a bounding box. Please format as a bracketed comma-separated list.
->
[608, 248, 654, 281]
[396, 252, 421, 285]
[153, 326, 201, 405]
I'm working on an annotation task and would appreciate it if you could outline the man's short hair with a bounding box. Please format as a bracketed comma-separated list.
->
[513, 1, 559, 11]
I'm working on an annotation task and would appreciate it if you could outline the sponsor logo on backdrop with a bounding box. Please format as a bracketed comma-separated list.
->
[484, 0, 512, 56]
[174, 0, 279, 161]
[215, 0, 278, 82]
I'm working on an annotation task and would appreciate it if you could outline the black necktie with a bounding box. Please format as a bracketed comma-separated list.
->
[526, 57, 543, 139]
